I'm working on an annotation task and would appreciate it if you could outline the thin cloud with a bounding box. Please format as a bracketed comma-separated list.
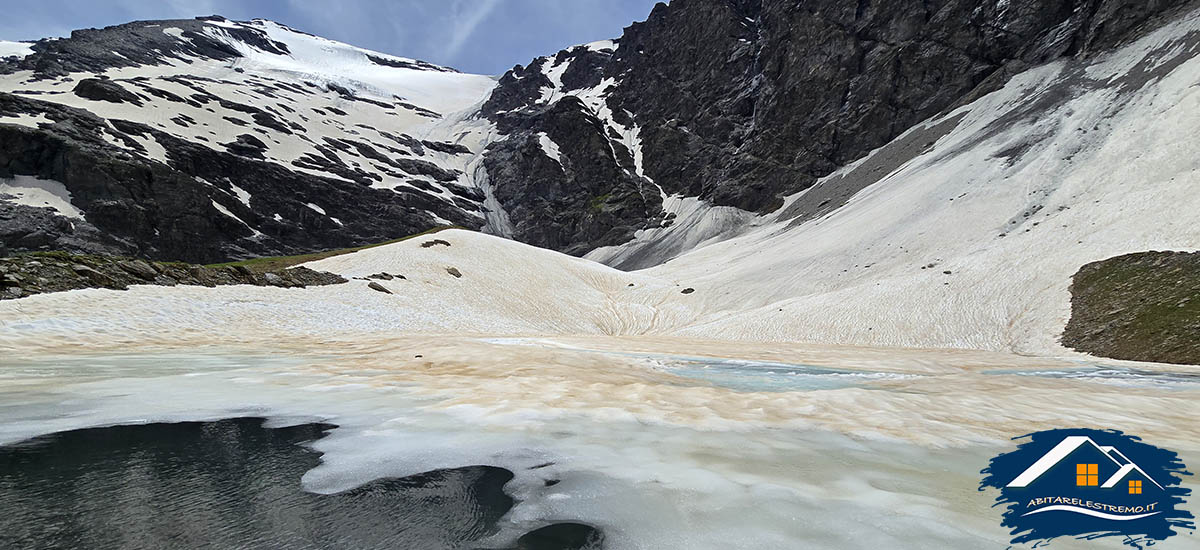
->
[441, 0, 500, 63]
[0, 0, 659, 74]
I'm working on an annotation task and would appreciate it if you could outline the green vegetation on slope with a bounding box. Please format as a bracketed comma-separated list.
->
[1, 251, 344, 300]
[587, 194, 612, 213]
[1062, 251, 1200, 365]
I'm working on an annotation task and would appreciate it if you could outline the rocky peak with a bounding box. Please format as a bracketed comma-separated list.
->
[2, 17, 285, 79]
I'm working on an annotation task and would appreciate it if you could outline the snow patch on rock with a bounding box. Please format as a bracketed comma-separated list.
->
[0, 176, 85, 219]
[537, 132, 563, 166]
[0, 40, 34, 59]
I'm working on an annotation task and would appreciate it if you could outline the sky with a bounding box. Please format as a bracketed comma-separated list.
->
[0, 0, 662, 75]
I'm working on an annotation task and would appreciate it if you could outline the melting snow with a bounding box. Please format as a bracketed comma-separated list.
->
[0, 18, 499, 224]
[585, 39, 616, 52]
[0, 112, 50, 128]
[202, 20, 495, 113]
[0, 40, 34, 59]
[538, 56, 572, 103]
[211, 199, 263, 237]
[228, 182, 252, 207]
[0, 176, 85, 219]
[537, 132, 563, 166]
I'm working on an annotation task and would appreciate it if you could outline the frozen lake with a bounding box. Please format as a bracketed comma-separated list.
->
[0, 340, 1195, 549]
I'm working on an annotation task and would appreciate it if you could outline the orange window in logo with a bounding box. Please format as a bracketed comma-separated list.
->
[1129, 480, 1142, 494]
[1076, 464, 1099, 486]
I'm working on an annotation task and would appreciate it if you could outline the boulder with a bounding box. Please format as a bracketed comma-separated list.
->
[262, 272, 286, 287]
[118, 259, 159, 280]
[73, 78, 142, 105]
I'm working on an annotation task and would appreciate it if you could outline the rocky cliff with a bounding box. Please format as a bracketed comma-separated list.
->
[480, 0, 1193, 267]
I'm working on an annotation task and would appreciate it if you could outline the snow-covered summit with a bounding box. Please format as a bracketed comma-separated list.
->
[198, 18, 492, 113]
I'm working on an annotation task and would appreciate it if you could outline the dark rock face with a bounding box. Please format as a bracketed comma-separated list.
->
[223, 133, 268, 159]
[484, 92, 664, 255]
[605, 0, 1192, 213]
[0, 250, 346, 300]
[480, 0, 1193, 253]
[1062, 251, 1200, 365]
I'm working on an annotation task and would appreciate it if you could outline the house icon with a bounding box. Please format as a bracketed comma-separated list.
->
[1006, 436, 1164, 494]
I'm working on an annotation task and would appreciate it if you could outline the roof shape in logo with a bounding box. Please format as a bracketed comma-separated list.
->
[1006, 436, 1163, 489]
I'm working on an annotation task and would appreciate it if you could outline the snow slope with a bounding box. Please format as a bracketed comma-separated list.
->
[0, 176, 84, 219]
[208, 20, 493, 114]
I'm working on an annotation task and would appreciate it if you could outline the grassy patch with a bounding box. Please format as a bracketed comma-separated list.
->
[206, 226, 462, 272]
[588, 193, 612, 212]
[1062, 251, 1200, 365]
[24, 250, 190, 268]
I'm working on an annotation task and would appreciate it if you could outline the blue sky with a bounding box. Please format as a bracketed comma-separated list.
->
[0, 0, 661, 74]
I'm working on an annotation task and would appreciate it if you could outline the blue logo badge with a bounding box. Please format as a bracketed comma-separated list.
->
[980, 429, 1194, 548]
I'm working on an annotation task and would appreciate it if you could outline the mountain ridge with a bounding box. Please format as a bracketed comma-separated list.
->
[0, 0, 1196, 268]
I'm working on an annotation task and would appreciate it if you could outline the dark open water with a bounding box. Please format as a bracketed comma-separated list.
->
[0, 418, 602, 550]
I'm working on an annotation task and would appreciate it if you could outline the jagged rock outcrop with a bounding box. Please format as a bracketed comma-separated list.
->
[4, 16, 289, 79]
[622, 0, 1195, 213]
[484, 94, 663, 255]
[480, 43, 665, 254]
